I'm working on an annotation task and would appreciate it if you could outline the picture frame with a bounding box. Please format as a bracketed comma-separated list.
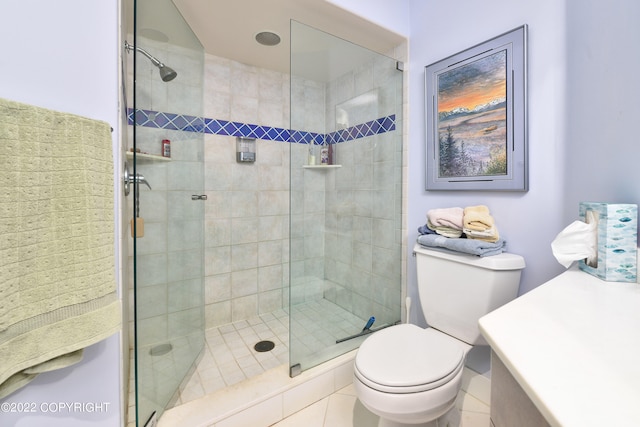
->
[424, 25, 528, 191]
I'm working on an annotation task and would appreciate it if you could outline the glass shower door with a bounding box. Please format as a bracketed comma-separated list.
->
[131, 0, 205, 424]
[289, 21, 403, 374]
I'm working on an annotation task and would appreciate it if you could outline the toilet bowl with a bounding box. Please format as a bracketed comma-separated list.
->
[353, 323, 471, 424]
[353, 244, 525, 425]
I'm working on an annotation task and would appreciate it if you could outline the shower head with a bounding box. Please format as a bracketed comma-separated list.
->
[125, 41, 177, 82]
[158, 65, 177, 82]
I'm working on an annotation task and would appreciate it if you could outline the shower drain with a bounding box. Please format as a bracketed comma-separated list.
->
[254, 340, 275, 352]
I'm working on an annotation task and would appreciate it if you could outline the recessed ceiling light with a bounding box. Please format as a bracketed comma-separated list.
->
[255, 31, 281, 46]
[140, 28, 169, 42]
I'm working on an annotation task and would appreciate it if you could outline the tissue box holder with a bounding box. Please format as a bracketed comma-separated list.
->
[578, 202, 637, 282]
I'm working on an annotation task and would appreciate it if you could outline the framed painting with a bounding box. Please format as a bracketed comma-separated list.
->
[424, 25, 528, 191]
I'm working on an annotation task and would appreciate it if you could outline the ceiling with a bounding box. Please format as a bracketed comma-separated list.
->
[135, 0, 405, 82]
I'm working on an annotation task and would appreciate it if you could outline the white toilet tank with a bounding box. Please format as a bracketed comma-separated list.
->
[414, 243, 525, 345]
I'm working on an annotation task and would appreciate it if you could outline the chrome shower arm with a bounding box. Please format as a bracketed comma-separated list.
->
[124, 41, 163, 67]
[124, 40, 177, 82]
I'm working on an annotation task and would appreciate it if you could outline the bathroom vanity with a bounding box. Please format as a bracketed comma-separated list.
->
[479, 267, 640, 427]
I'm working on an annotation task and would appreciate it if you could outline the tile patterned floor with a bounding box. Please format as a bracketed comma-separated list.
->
[129, 299, 491, 427]
[176, 308, 290, 405]
[129, 299, 368, 425]
[272, 383, 491, 427]
[176, 299, 366, 407]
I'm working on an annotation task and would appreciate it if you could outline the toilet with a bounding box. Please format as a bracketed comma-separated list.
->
[353, 243, 525, 425]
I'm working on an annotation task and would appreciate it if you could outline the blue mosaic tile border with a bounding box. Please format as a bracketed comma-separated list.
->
[127, 108, 395, 144]
[132, 108, 205, 133]
[327, 115, 396, 144]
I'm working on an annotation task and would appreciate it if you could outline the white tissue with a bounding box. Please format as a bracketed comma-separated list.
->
[551, 220, 597, 268]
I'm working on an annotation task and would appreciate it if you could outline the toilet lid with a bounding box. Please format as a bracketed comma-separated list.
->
[355, 324, 466, 392]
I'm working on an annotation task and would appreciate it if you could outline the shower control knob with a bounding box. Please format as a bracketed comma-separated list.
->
[135, 174, 152, 190]
[123, 162, 152, 194]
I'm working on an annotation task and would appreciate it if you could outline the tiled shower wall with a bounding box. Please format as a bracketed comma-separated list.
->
[295, 52, 404, 328]
[203, 54, 299, 328]
[203, 50, 403, 330]
[129, 45, 406, 334]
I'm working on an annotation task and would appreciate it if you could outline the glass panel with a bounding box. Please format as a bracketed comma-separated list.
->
[289, 21, 403, 374]
[131, 0, 205, 424]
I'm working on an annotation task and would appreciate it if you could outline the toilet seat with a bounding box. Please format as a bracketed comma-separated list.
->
[354, 324, 466, 394]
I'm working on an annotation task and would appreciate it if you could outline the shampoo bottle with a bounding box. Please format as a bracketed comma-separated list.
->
[308, 145, 316, 165]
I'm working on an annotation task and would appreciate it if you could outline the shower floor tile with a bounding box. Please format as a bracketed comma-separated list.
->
[173, 298, 364, 408]
[128, 298, 368, 425]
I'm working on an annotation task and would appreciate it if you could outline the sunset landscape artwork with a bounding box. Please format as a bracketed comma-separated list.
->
[425, 25, 527, 191]
[436, 50, 507, 178]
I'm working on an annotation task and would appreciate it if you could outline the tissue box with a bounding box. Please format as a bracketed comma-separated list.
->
[578, 202, 637, 282]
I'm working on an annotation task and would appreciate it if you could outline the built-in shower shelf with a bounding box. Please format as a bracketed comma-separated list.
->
[302, 165, 342, 169]
[126, 151, 171, 162]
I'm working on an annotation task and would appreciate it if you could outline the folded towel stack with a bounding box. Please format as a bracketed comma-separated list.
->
[463, 205, 500, 243]
[417, 204, 504, 256]
[426, 207, 464, 238]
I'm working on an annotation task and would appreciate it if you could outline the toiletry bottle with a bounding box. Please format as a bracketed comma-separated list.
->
[320, 143, 329, 165]
[162, 139, 171, 158]
[327, 143, 333, 165]
[308, 145, 316, 165]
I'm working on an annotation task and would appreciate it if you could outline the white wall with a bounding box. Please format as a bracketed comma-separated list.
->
[408, 0, 569, 324]
[563, 0, 640, 223]
[0, 1, 122, 426]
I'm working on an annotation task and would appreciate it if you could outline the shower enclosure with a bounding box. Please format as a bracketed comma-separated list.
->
[126, 2, 403, 425]
[289, 21, 403, 374]
[127, 0, 205, 425]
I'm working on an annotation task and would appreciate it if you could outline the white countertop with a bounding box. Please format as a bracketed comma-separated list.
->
[479, 267, 640, 427]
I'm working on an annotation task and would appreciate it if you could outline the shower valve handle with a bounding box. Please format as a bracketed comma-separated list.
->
[135, 174, 152, 190]
[123, 161, 152, 196]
